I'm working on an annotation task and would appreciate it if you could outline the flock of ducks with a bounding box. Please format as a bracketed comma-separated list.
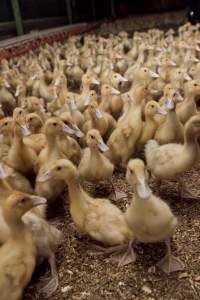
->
[0, 21, 200, 299]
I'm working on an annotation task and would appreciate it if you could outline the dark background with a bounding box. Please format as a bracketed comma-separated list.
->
[0, 0, 187, 23]
[0, 0, 188, 40]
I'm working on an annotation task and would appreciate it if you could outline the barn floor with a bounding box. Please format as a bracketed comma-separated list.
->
[23, 162, 200, 300]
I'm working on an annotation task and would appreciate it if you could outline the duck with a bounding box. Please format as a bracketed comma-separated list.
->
[37, 159, 135, 266]
[138, 100, 167, 146]
[0, 191, 46, 300]
[176, 80, 200, 124]
[145, 115, 200, 197]
[0, 166, 62, 296]
[78, 129, 113, 182]
[66, 93, 85, 129]
[35, 117, 68, 201]
[6, 120, 37, 174]
[125, 159, 184, 273]
[76, 74, 100, 112]
[83, 100, 116, 140]
[155, 96, 184, 145]
[23, 113, 46, 154]
[0, 77, 16, 115]
[99, 84, 122, 119]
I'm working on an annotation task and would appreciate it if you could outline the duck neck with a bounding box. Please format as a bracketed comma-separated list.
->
[4, 212, 26, 241]
[82, 82, 90, 93]
[67, 176, 83, 202]
[46, 132, 61, 158]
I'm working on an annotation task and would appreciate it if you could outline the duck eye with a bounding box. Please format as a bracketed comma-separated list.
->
[21, 198, 27, 204]
[90, 135, 95, 139]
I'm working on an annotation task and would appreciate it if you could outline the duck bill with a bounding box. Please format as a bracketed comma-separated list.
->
[175, 91, 184, 101]
[91, 79, 100, 85]
[117, 74, 128, 82]
[37, 171, 53, 182]
[98, 138, 109, 152]
[166, 98, 175, 110]
[30, 195, 47, 206]
[184, 73, 192, 81]
[150, 71, 159, 78]
[0, 163, 8, 179]
[54, 79, 60, 86]
[111, 88, 120, 95]
[136, 176, 152, 200]
[72, 125, 84, 138]
[20, 124, 32, 136]
[95, 109, 103, 119]
[169, 60, 176, 66]
[15, 88, 20, 97]
[157, 107, 168, 115]
[62, 124, 75, 135]
[68, 99, 77, 110]
[84, 95, 91, 106]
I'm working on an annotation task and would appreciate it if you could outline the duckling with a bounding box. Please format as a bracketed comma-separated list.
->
[138, 101, 167, 145]
[99, 84, 121, 119]
[76, 74, 100, 112]
[35, 118, 69, 201]
[66, 93, 85, 129]
[0, 192, 46, 300]
[155, 97, 184, 145]
[6, 121, 37, 174]
[37, 159, 135, 265]
[145, 115, 200, 198]
[23, 113, 46, 154]
[0, 166, 62, 296]
[83, 90, 98, 121]
[125, 159, 184, 273]
[176, 80, 200, 124]
[83, 100, 116, 140]
[0, 77, 16, 115]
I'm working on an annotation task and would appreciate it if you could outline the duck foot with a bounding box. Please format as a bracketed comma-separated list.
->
[109, 190, 127, 201]
[111, 241, 137, 267]
[88, 241, 136, 267]
[39, 253, 59, 297]
[39, 275, 58, 298]
[157, 254, 184, 274]
[156, 239, 184, 274]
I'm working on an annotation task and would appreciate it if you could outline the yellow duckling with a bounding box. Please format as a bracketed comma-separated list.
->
[23, 113, 46, 154]
[78, 129, 113, 182]
[66, 93, 85, 129]
[176, 80, 200, 124]
[38, 159, 134, 265]
[35, 117, 69, 201]
[125, 159, 184, 273]
[99, 84, 121, 119]
[138, 100, 167, 145]
[76, 74, 100, 112]
[83, 100, 116, 140]
[6, 120, 37, 174]
[0, 192, 46, 300]
[145, 115, 200, 197]
[155, 97, 184, 145]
